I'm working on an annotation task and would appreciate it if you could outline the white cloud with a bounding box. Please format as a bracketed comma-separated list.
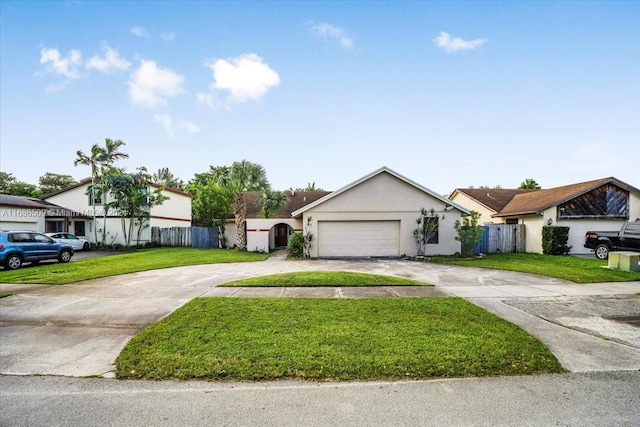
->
[178, 119, 200, 133]
[128, 60, 185, 108]
[310, 22, 353, 49]
[45, 81, 70, 93]
[154, 114, 200, 136]
[86, 43, 131, 73]
[154, 113, 174, 135]
[203, 53, 280, 105]
[40, 47, 83, 79]
[161, 32, 177, 42]
[433, 31, 486, 53]
[131, 26, 151, 38]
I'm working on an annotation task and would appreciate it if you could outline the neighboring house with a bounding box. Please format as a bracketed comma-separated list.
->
[448, 189, 536, 225]
[229, 167, 469, 257]
[43, 178, 192, 245]
[0, 194, 89, 233]
[451, 177, 640, 255]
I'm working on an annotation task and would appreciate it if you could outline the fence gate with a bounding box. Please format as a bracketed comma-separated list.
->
[475, 224, 526, 254]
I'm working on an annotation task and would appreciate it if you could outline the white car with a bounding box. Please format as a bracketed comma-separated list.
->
[46, 233, 91, 251]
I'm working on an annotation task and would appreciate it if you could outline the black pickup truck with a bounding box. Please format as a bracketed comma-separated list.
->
[584, 221, 640, 259]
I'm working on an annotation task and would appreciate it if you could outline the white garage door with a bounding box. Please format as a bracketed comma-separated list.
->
[317, 221, 400, 257]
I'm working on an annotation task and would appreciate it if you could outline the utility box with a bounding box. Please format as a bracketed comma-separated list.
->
[608, 251, 640, 272]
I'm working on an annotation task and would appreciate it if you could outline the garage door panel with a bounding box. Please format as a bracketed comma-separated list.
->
[318, 221, 399, 257]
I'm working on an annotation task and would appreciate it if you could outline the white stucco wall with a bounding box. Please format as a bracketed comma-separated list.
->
[149, 186, 192, 226]
[245, 218, 302, 253]
[302, 172, 462, 257]
[0, 207, 46, 232]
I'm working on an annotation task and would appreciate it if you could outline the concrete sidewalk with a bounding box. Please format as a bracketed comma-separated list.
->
[1, 257, 639, 377]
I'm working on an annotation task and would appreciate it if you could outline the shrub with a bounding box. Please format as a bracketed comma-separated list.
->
[287, 232, 305, 258]
[454, 211, 484, 257]
[542, 226, 572, 255]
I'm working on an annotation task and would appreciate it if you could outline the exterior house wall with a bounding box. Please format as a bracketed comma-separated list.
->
[149, 186, 192, 227]
[301, 172, 462, 258]
[245, 218, 302, 253]
[0, 206, 46, 232]
[519, 214, 545, 254]
[449, 192, 504, 225]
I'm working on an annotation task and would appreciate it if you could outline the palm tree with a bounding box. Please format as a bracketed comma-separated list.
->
[259, 190, 288, 218]
[211, 160, 270, 250]
[153, 167, 185, 190]
[74, 139, 129, 244]
[74, 144, 105, 243]
[97, 139, 129, 244]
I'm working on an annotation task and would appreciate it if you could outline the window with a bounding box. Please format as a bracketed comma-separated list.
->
[424, 216, 439, 244]
[88, 188, 102, 205]
[33, 233, 53, 243]
[9, 233, 33, 243]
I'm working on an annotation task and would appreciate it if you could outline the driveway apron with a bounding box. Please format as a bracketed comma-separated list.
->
[1, 256, 638, 377]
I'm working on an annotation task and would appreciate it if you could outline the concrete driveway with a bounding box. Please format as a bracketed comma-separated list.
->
[1, 255, 638, 377]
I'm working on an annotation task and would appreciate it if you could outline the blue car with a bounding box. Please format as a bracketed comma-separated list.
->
[0, 230, 74, 270]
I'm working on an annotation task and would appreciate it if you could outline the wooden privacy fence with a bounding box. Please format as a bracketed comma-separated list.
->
[151, 226, 219, 248]
[474, 224, 526, 254]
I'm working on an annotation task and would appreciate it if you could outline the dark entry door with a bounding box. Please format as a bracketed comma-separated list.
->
[276, 224, 288, 247]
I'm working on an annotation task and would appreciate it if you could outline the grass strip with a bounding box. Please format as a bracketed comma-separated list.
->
[116, 297, 564, 381]
[428, 253, 640, 283]
[0, 248, 268, 285]
[220, 271, 429, 287]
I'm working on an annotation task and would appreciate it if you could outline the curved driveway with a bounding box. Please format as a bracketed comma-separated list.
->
[1, 255, 638, 377]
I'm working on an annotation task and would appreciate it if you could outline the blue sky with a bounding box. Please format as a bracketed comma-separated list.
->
[1, 1, 639, 195]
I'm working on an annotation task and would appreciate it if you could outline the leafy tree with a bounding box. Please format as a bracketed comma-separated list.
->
[259, 190, 288, 218]
[519, 178, 541, 189]
[186, 170, 234, 248]
[0, 172, 39, 197]
[105, 167, 167, 246]
[153, 167, 185, 190]
[413, 208, 445, 256]
[209, 160, 270, 250]
[479, 184, 503, 189]
[38, 172, 76, 195]
[74, 139, 129, 244]
[454, 210, 484, 257]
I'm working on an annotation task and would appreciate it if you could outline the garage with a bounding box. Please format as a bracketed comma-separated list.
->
[317, 220, 400, 257]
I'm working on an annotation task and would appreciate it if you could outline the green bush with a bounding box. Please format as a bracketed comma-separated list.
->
[542, 226, 571, 255]
[287, 232, 305, 258]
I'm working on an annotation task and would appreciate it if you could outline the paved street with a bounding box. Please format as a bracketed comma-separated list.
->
[1, 371, 639, 426]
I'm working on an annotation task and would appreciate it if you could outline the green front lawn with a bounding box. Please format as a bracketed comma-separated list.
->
[429, 253, 640, 283]
[0, 248, 268, 285]
[116, 297, 564, 381]
[220, 271, 429, 287]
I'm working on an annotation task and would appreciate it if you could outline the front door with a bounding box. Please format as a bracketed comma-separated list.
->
[275, 224, 289, 247]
